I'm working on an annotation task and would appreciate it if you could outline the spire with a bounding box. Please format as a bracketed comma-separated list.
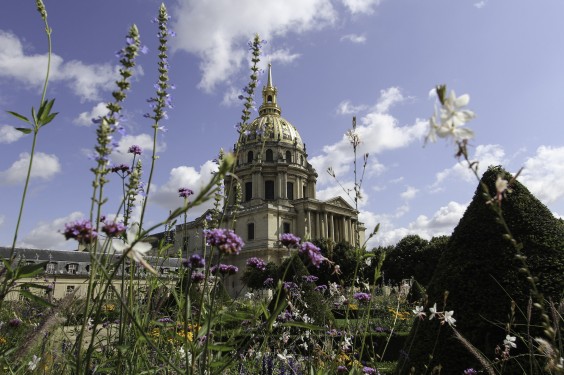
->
[259, 63, 281, 116]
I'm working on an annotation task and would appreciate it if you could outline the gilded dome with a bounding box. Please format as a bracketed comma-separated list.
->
[241, 64, 304, 150]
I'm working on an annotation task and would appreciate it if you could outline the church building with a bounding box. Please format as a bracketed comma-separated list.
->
[174, 65, 365, 294]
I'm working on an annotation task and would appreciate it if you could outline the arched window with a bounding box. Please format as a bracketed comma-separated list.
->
[265, 180, 275, 200]
[247, 151, 253, 163]
[267, 95, 273, 103]
[247, 223, 255, 240]
[285, 151, 292, 163]
[265, 149, 274, 162]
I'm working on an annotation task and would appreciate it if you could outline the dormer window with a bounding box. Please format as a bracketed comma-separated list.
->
[66, 263, 78, 275]
[46, 262, 57, 273]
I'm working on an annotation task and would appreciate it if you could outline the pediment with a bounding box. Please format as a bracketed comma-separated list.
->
[324, 196, 355, 210]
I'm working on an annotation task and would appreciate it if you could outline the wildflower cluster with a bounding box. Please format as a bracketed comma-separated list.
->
[246, 257, 267, 271]
[204, 228, 245, 255]
[353, 292, 371, 304]
[178, 187, 194, 199]
[101, 219, 126, 237]
[211, 264, 238, 275]
[63, 219, 97, 244]
[426, 85, 475, 144]
[280, 233, 301, 248]
[183, 253, 205, 268]
[298, 241, 328, 268]
[413, 303, 456, 327]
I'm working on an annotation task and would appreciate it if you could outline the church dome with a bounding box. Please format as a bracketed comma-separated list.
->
[241, 64, 305, 151]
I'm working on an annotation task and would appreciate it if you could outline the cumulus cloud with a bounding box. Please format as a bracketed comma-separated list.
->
[311, 87, 427, 185]
[151, 161, 220, 219]
[111, 133, 166, 165]
[400, 186, 418, 201]
[0, 125, 25, 143]
[336, 100, 368, 115]
[341, 0, 383, 14]
[265, 49, 301, 64]
[171, 0, 337, 92]
[0, 31, 117, 101]
[519, 146, 564, 205]
[340, 33, 367, 43]
[73, 102, 109, 126]
[19, 211, 84, 250]
[0, 152, 61, 185]
[370, 201, 467, 247]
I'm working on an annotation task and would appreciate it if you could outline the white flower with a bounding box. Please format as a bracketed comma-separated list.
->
[503, 335, 517, 348]
[443, 310, 456, 327]
[413, 305, 426, 319]
[112, 223, 157, 275]
[277, 350, 293, 362]
[28, 355, 41, 371]
[429, 303, 437, 320]
[426, 89, 475, 143]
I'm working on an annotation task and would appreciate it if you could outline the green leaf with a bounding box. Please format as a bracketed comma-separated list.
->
[40, 112, 58, 127]
[38, 98, 56, 125]
[31, 106, 38, 125]
[15, 261, 48, 279]
[6, 110, 30, 124]
[18, 290, 54, 308]
[207, 344, 234, 352]
[15, 127, 32, 134]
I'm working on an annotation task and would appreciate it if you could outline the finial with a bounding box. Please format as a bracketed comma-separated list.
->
[267, 63, 273, 88]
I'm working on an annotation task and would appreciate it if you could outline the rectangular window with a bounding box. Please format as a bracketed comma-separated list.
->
[46, 263, 57, 273]
[245, 181, 252, 202]
[283, 222, 291, 234]
[265, 180, 275, 200]
[67, 263, 78, 275]
[248, 223, 255, 240]
[66, 285, 75, 296]
[287, 182, 294, 200]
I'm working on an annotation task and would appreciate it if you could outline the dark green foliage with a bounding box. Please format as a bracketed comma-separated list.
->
[382, 235, 429, 284]
[397, 166, 564, 375]
[242, 262, 277, 290]
[312, 240, 361, 287]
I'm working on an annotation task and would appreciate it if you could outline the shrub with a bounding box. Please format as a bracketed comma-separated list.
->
[397, 166, 564, 374]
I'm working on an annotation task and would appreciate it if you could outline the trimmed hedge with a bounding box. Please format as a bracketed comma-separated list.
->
[397, 166, 564, 374]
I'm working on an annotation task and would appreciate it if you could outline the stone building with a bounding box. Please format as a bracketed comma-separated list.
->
[174, 65, 365, 294]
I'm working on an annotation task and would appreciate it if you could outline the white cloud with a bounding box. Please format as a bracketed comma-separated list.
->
[336, 100, 368, 115]
[265, 49, 301, 64]
[19, 211, 84, 250]
[151, 161, 220, 219]
[340, 34, 367, 44]
[0, 31, 117, 101]
[519, 146, 564, 205]
[73, 102, 109, 126]
[400, 186, 418, 201]
[0, 214, 4, 228]
[474, 1, 487, 9]
[0, 152, 61, 185]
[111, 133, 166, 165]
[341, 0, 383, 15]
[312, 88, 426, 185]
[171, 0, 337, 91]
[371, 200, 467, 247]
[431, 144, 506, 189]
[0, 125, 25, 143]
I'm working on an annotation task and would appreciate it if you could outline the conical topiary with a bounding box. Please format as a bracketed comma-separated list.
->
[397, 166, 564, 374]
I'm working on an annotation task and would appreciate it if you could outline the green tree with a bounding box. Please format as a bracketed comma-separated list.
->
[397, 166, 564, 375]
[382, 235, 429, 284]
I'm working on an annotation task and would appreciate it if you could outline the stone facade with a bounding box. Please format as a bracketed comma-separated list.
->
[174, 65, 365, 295]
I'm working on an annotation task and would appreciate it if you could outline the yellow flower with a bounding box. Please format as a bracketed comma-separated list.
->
[0, 336, 6, 345]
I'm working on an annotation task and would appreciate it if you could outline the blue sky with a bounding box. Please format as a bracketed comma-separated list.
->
[1, 0, 563, 251]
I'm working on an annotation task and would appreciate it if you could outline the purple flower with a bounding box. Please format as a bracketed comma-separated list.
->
[282, 281, 298, 292]
[363, 367, 379, 374]
[280, 233, 301, 248]
[128, 145, 142, 155]
[158, 317, 174, 324]
[110, 164, 130, 175]
[464, 369, 478, 375]
[263, 277, 274, 287]
[63, 219, 98, 244]
[101, 220, 126, 237]
[246, 257, 266, 271]
[191, 271, 205, 283]
[178, 187, 194, 198]
[314, 285, 328, 292]
[211, 264, 238, 275]
[337, 366, 348, 373]
[302, 275, 319, 283]
[183, 254, 205, 268]
[353, 292, 371, 304]
[204, 228, 245, 255]
[298, 242, 326, 268]
[9, 318, 22, 328]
